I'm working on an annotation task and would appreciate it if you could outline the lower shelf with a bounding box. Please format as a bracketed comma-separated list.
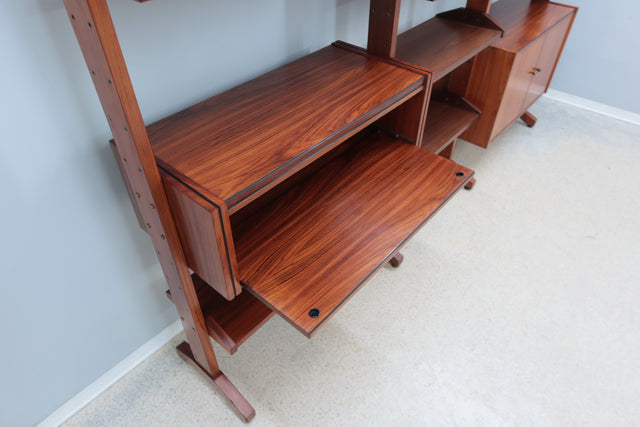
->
[168, 274, 274, 354]
[232, 131, 473, 337]
[422, 94, 480, 155]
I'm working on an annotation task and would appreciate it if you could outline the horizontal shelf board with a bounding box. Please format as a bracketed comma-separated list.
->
[148, 44, 424, 210]
[422, 98, 480, 154]
[233, 132, 473, 337]
[490, 0, 576, 51]
[190, 275, 274, 354]
[395, 17, 502, 81]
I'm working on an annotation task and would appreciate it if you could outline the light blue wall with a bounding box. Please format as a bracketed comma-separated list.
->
[548, 0, 640, 114]
[0, 0, 634, 425]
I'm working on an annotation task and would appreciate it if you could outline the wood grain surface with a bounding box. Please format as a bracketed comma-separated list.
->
[63, 0, 225, 380]
[395, 17, 502, 81]
[185, 274, 274, 354]
[491, 0, 576, 51]
[367, 0, 401, 56]
[232, 131, 473, 337]
[148, 45, 424, 211]
[421, 99, 479, 154]
[162, 171, 240, 300]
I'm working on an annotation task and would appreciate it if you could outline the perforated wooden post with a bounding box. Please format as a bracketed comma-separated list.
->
[62, 0, 254, 421]
[368, 0, 401, 57]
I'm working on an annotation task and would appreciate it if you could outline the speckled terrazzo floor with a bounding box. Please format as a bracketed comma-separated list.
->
[63, 97, 640, 426]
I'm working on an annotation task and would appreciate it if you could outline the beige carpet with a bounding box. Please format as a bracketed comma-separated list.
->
[64, 97, 640, 426]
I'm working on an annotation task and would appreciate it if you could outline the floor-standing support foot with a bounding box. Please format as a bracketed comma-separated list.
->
[177, 342, 256, 423]
[520, 111, 537, 127]
[438, 139, 457, 159]
[389, 252, 404, 268]
[464, 177, 477, 190]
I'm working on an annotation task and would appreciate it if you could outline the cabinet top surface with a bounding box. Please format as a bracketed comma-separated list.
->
[148, 44, 424, 209]
[491, 0, 576, 51]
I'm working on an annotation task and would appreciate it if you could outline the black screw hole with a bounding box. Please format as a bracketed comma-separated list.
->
[138, 168, 142, 173]
[124, 127, 128, 132]
[88, 22, 92, 28]
[308, 308, 320, 318]
[71, 14, 75, 20]
[456, 171, 464, 177]
[108, 79, 112, 85]
[91, 70, 95, 76]
[123, 157, 127, 162]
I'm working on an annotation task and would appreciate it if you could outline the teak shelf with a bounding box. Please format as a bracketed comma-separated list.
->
[64, 0, 575, 421]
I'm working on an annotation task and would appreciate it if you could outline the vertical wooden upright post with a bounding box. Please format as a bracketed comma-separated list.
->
[465, 0, 492, 13]
[367, 0, 401, 57]
[62, 0, 254, 421]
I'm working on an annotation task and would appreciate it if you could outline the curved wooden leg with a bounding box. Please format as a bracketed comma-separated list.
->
[389, 252, 404, 268]
[177, 342, 256, 423]
[520, 111, 537, 128]
[464, 177, 477, 190]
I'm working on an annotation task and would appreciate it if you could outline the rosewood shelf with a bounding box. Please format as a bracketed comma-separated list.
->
[395, 16, 502, 81]
[232, 131, 473, 337]
[422, 94, 480, 155]
[167, 275, 274, 354]
[148, 44, 424, 213]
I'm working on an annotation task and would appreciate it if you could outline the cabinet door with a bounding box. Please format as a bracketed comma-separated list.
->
[492, 35, 544, 140]
[522, 16, 573, 109]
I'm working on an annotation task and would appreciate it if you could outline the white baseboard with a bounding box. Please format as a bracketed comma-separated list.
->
[37, 320, 183, 427]
[544, 89, 640, 127]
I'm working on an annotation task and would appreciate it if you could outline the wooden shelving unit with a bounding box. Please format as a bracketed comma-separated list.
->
[63, 0, 575, 421]
[390, 11, 502, 161]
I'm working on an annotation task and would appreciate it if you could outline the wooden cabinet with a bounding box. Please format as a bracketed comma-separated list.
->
[462, 0, 577, 147]
[493, 31, 546, 138]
